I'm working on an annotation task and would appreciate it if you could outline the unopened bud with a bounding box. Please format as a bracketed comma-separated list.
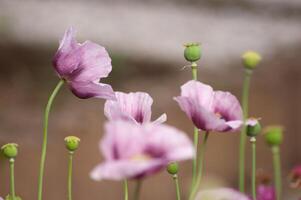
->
[64, 136, 80, 152]
[1, 143, 18, 159]
[264, 126, 283, 146]
[184, 43, 201, 62]
[166, 162, 179, 175]
[242, 51, 262, 70]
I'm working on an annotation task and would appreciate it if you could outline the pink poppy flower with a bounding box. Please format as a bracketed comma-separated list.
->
[289, 165, 301, 189]
[195, 188, 250, 200]
[90, 121, 194, 181]
[104, 92, 167, 124]
[257, 185, 275, 200]
[174, 80, 243, 132]
[53, 27, 115, 99]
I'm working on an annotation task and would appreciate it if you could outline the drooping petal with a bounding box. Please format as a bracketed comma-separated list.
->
[195, 188, 250, 200]
[104, 92, 153, 124]
[174, 96, 226, 131]
[212, 91, 243, 122]
[69, 81, 115, 100]
[257, 185, 275, 200]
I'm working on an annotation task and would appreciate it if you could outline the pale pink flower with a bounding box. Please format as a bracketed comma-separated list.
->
[195, 188, 250, 200]
[90, 121, 194, 181]
[53, 27, 115, 99]
[174, 80, 243, 132]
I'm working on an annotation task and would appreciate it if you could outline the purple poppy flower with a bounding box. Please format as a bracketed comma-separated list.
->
[195, 188, 250, 200]
[174, 80, 243, 132]
[90, 120, 194, 181]
[53, 27, 115, 99]
[104, 91, 167, 124]
[257, 185, 275, 200]
[289, 165, 301, 189]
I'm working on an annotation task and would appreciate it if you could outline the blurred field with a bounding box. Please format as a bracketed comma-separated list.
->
[0, 0, 300, 199]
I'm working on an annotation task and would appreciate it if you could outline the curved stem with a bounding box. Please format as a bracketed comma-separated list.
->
[124, 180, 129, 200]
[272, 146, 282, 200]
[9, 158, 16, 200]
[68, 152, 74, 200]
[173, 175, 181, 200]
[133, 179, 142, 200]
[38, 80, 64, 200]
[239, 69, 252, 192]
[251, 138, 256, 200]
[189, 132, 210, 200]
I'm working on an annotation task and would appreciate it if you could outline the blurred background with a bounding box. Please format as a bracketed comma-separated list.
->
[0, 0, 300, 199]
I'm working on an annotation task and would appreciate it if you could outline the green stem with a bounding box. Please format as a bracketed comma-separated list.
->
[239, 69, 252, 192]
[189, 132, 210, 200]
[124, 180, 128, 200]
[133, 179, 142, 200]
[9, 159, 16, 200]
[38, 79, 64, 200]
[272, 146, 282, 200]
[191, 127, 199, 192]
[68, 152, 74, 200]
[173, 175, 181, 200]
[190, 62, 199, 194]
[251, 138, 256, 200]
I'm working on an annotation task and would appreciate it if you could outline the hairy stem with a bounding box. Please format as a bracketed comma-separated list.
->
[133, 179, 142, 200]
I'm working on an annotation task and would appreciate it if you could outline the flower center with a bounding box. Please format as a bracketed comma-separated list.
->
[131, 154, 151, 162]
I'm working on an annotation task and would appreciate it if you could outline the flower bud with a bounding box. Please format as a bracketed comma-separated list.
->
[264, 126, 283, 146]
[184, 43, 201, 62]
[247, 121, 261, 137]
[166, 162, 179, 175]
[64, 136, 80, 152]
[242, 51, 262, 69]
[1, 143, 18, 159]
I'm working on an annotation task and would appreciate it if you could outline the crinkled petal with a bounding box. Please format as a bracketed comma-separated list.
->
[104, 92, 153, 124]
[180, 80, 214, 110]
[212, 91, 243, 121]
[71, 41, 112, 82]
[69, 81, 115, 100]
[53, 27, 81, 77]
[174, 96, 227, 131]
[195, 188, 250, 200]
[152, 113, 167, 125]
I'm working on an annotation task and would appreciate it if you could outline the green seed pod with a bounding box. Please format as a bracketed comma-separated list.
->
[247, 121, 262, 137]
[264, 126, 283, 146]
[184, 43, 201, 62]
[242, 51, 262, 69]
[64, 136, 80, 152]
[1, 143, 18, 159]
[166, 162, 179, 175]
